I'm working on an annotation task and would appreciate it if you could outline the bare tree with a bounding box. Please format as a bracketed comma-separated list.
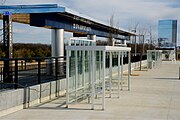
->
[108, 14, 121, 46]
[129, 21, 147, 69]
[147, 25, 158, 49]
[128, 20, 158, 70]
[127, 20, 139, 56]
[137, 25, 148, 70]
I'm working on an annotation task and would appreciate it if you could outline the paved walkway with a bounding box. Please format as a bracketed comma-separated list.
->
[1, 61, 180, 120]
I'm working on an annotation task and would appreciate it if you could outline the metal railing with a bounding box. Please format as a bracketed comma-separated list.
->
[0, 57, 66, 91]
[0, 54, 146, 91]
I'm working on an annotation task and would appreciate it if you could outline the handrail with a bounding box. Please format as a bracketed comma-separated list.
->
[0, 56, 66, 61]
[0, 56, 66, 91]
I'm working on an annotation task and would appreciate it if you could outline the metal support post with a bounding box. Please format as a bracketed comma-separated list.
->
[75, 50, 78, 103]
[109, 52, 112, 98]
[82, 49, 85, 96]
[55, 58, 58, 79]
[66, 50, 69, 108]
[55, 58, 59, 96]
[38, 60, 41, 84]
[121, 52, 124, 90]
[179, 67, 180, 79]
[155, 52, 157, 68]
[88, 50, 91, 104]
[99, 51, 101, 82]
[102, 51, 106, 110]
[94, 51, 96, 87]
[91, 50, 95, 110]
[38, 60, 42, 103]
[87, 34, 96, 105]
[128, 51, 131, 91]
[14, 60, 18, 89]
[118, 52, 120, 98]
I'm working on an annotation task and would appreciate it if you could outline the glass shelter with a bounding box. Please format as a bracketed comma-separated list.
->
[147, 50, 162, 69]
[66, 38, 131, 110]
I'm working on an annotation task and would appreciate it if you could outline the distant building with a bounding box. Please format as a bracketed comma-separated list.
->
[158, 20, 177, 48]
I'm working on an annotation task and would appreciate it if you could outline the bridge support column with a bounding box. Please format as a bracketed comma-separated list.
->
[87, 35, 96, 46]
[51, 29, 64, 77]
[51, 29, 64, 57]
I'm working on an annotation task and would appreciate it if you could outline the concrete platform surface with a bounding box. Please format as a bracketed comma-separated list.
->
[0, 61, 180, 120]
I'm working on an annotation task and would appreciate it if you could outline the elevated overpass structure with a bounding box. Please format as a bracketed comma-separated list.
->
[0, 4, 135, 57]
[0, 4, 136, 83]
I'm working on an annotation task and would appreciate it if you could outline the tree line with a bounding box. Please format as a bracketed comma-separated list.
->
[0, 42, 156, 59]
[0, 43, 51, 58]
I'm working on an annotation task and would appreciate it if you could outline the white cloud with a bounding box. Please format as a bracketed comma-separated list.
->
[1, 0, 180, 45]
[58, 0, 180, 45]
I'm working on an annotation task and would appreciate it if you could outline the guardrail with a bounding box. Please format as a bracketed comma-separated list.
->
[0, 57, 66, 91]
[0, 54, 146, 91]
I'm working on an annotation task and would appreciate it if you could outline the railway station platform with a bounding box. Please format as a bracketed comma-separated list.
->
[0, 61, 180, 120]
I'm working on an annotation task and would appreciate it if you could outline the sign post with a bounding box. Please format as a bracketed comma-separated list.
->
[3, 11, 13, 83]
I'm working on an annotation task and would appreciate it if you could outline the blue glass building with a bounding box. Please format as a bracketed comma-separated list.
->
[158, 20, 177, 48]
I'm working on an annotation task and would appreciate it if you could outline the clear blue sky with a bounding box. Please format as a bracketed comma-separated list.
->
[0, 0, 180, 45]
